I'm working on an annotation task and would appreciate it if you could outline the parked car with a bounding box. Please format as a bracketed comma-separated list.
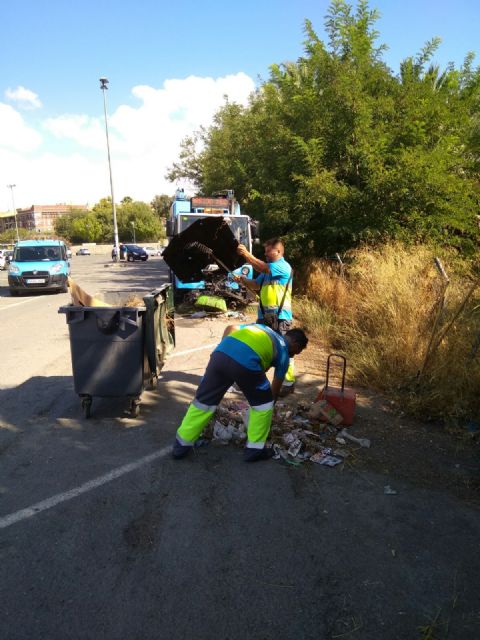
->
[119, 244, 148, 262]
[1, 250, 13, 269]
[76, 248, 91, 256]
[8, 239, 71, 295]
[143, 246, 161, 257]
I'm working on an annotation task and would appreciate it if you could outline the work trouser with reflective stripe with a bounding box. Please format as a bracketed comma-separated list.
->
[176, 351, 274, 449]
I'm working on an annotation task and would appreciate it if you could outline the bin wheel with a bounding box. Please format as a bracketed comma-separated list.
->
[130, 399, 140, 417]
[81, 396, 92, 418]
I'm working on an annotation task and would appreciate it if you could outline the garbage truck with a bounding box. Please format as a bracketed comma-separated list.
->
[165, 189, 258, 305]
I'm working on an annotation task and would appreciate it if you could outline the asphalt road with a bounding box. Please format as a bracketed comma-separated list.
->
[0, 255, 479, 640]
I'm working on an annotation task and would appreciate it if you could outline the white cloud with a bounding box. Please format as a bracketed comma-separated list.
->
[5, 86, 42, 109]
[0, 72, 256, 209]
[0, 103, 43, 152]
[43, 114, 105, 150]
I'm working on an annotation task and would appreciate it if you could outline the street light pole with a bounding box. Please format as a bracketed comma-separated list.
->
[6, 184, 20, 243]
[99, 77, 119, 261]
[130, 220, 136, 244]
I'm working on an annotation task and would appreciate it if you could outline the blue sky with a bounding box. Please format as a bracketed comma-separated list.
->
[2, 0, 479, 210]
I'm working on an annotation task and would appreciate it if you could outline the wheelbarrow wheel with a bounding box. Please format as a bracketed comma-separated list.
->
[81, 396, 92, 418]
[130, 399, 140, 417]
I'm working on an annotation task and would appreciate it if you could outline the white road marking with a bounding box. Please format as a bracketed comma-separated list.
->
[169, 343, 218, 357]
[0, 297, 39, 311]
[0, 446, 171, 530]
[0, 332, 218, 530]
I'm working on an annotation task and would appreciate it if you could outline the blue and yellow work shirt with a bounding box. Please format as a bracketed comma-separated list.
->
[215, 324, 289, 379]
[255, 257, 293, 321]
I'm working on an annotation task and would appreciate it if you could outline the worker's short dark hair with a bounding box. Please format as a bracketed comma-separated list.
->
[264, 237, 284, 248]
[285, 328, 308, 349]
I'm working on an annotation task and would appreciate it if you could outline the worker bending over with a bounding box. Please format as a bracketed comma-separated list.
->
[172, 324, 308, 462]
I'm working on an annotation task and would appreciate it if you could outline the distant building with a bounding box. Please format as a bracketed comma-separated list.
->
[0, 204, 87, 234]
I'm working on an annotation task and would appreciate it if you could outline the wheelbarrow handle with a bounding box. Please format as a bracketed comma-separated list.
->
[325, 353, 347, 391]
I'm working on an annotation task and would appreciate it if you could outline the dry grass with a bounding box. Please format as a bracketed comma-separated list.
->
[295, 243, 480, 422]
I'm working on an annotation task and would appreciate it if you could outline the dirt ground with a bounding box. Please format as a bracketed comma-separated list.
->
[205, 309, 479, 508]
[284, 338, 480, 507]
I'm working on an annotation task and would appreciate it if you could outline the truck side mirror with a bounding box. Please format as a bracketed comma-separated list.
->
[166, 220, 174, 237]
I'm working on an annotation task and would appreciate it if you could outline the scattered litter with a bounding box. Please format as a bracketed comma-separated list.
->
[384, 485, 397, 495]
[213, 420, 234, 443]
[287, 439, 303, 457]
[310, 448, 343, 467]
[296, 451, 312, 461]
[190, 310, 208, 319]
[308, 398, 344, 425]
[201, 393, 372, 468]
[319, 456, 343, 467]
[293, 416, 310, 426]
[339, 428, 371, 448]
[303, 430, 323, 439]
[273, 444, 288, 461]
[283, 432, 297, 446]
[212, 420, 246, 444]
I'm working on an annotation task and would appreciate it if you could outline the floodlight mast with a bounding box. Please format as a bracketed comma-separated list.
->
[99, 77, 119, 261]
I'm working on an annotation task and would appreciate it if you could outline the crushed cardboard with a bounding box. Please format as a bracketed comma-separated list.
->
[67, 278, 144, 308]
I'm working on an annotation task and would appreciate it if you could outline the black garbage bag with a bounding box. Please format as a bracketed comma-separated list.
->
[162, 217, 243, 282]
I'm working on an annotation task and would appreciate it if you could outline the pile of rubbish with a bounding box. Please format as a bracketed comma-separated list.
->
[200, 396, 371, 467]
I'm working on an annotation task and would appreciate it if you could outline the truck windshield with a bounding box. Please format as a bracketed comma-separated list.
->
[14, 246, 63, 262]
[178, 215, 250, 245]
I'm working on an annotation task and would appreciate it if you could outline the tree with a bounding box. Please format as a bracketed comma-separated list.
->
[117, 199, 164, 243]
[54, 198, 165, 243]
[151, 194, 171, 219]
[167, 0, 480, 260]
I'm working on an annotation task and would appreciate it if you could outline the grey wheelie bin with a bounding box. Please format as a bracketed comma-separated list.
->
[59, 284, 174, 418]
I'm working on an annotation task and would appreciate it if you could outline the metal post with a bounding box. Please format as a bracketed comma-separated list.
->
[7, 184, 20, 242]
[99, 77, 119, 261]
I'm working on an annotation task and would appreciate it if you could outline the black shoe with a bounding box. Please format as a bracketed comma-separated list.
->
[172, 439, 193, 459]
[244, 446, 275, 462]
[279, 383, 295, 398]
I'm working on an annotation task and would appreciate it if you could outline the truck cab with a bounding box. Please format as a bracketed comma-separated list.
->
[8, 239, 70, 296]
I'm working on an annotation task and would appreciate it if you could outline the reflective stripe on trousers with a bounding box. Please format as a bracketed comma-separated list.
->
[176, 399, 216, 445]
[245, 401, 274, 449]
